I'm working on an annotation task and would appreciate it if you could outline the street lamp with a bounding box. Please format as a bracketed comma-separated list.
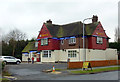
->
[83, 18, 92, 62]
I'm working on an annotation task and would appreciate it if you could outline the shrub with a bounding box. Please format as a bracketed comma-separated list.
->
[2, 61, 5, 70]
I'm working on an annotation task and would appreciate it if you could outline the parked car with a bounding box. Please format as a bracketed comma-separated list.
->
[0, 56, 21, 65]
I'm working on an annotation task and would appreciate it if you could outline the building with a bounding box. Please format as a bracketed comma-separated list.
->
[22, 41, 40, 62]
[36, 15, 117, 63]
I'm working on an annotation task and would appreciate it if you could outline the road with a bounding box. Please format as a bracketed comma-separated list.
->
[5, 63, 119, 80]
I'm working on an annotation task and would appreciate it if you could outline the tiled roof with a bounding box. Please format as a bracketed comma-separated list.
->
[45, 21, 99, 38]
[22, 41, 37, 53]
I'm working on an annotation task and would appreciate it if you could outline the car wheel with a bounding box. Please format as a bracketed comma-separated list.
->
[16, 61, 20, 65]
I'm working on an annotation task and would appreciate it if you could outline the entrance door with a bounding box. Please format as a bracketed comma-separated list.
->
[36, 54, 41, 62]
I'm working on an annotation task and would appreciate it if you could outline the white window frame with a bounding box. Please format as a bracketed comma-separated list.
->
[69, 38, 76, 44]
[41, 38, 48, 46]
[42, 50, 51, 58]
[61, 40, 64, 45]
[35, 42, 38, 47]
[96, 37, 103, 44]
[68, 50, 77, 58]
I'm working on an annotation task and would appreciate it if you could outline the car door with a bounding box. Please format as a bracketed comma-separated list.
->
[4, 57, 11, 62]
[9, 57, 16, 62]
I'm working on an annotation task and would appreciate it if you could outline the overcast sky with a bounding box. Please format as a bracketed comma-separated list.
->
[0, 0, 119, 42]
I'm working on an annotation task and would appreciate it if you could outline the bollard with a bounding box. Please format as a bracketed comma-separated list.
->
[53, 65, 55, 72]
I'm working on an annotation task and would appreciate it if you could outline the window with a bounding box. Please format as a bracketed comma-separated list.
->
[61, 40, 64, 45]
[25, 54, 29, 56]
[4, 57, 11, 59]
[35, 42, 38, 47]
[69, 38, 76, 44]
[42, 51, 51, 58]
[41, 38, 48, 46]
[68, 50, 77, 58]
[96, 37, 103, 44]
[10, 57, 15, 59]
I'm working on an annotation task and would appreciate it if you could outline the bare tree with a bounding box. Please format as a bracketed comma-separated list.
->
[118, 26, 120, 42]
[7, 29, 26, 41]
[114, 27, 118, 42]
[2, 29, 26, 56]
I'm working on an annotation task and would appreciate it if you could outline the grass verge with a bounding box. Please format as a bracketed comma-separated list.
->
[0, 78, 10, 82]
[70, 67, 120, 74]
[55, 68, 67, 71]
[2, 70, 11, 76]
[1, 70, 11, 82]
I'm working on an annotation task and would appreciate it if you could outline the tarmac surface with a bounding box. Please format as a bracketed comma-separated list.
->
[5, 62, 120, 80]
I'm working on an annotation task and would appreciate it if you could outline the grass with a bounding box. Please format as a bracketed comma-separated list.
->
[55, 68, 67, 71]
[2, 71, 11, 76]
[70, 67, 120, 74]
[1, 70, 11, 82]
[0, 78, 10, 82]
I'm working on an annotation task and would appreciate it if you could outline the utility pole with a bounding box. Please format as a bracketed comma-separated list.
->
[83, 18, 92, 62]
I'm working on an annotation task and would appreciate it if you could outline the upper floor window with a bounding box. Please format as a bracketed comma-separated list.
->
[69, 38, 76, 44]
[35, 42, 38, 47]
[41, 38, 48, 46]
[61, 40, 64, 45]
[96, 37, 103, 44]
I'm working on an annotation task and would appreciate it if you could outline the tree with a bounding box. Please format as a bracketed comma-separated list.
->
[7, 29, 26, 41]
[2, 29, 26, 57]
[29, 37, 36, 42]
[14, 40, 28, 59]
[114, 27, 118, 42]
[118, 26, 120, 42]
[109, 42, 120, 52]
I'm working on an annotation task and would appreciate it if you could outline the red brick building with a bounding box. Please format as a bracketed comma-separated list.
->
[37, 15, 116, 62]
[37, 16, 109, 50]
[35, 15, 117, 63]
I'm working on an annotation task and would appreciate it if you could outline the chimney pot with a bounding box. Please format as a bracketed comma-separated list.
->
[92, 15, 98, 23]
[46, 19, 52, 24]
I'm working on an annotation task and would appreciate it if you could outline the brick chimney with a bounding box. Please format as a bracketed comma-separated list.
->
[92, 15, 98, 23]
[46, 19, 52, 24]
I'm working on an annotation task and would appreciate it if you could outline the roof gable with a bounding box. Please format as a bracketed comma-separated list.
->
[92, 22, 108, 38]
[37, 24, 52, 39]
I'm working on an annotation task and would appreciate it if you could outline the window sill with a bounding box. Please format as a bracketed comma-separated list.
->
[69, 43, 76, 46]
[96, 43, 103, 45]
[41, 44, 48, 46]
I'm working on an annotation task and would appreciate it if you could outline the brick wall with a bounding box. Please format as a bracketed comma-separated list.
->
[119, 60, 120, 65]
[68, 60, 119, 69]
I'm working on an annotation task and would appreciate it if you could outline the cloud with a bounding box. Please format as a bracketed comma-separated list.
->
[0, 0, 119, 41]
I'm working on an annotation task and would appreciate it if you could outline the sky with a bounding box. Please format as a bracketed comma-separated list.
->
[0, 0, 119, 42]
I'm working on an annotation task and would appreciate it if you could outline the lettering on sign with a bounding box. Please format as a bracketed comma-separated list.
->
[40, 34, 48, 37]
[96, 32, 104, 36]
[82, 62, 92, 70]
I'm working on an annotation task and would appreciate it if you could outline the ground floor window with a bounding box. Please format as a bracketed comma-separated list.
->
[42, 50, 51, 58]
[25, 54, 29, 56]
[68, 50, 77, 57]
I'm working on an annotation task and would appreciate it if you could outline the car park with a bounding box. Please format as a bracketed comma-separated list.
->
[0, 56, 21, 64]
